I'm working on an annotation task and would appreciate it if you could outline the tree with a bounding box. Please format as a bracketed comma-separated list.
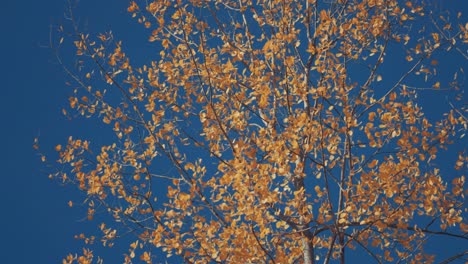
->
[38, 0, 467, 263]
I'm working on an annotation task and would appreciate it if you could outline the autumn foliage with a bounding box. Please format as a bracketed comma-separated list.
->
[38, 0, 468, 263]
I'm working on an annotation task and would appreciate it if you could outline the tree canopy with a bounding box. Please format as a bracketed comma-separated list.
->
[38, 0, 467, 263]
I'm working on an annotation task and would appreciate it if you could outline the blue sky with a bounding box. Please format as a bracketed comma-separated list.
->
[1, 1, 135, 262]
[1, 0, 467, 263]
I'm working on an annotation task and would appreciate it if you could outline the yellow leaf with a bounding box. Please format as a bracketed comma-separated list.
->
[368, 159, 378, 168]
[140, 251, 150, 261]
[179, 193, 191, 202]
[276, 221, 286, 229]
[184, 163, 195, 171]
[130, 241, 138, 249]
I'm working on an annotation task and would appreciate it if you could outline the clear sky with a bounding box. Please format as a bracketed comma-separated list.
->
[1, 0, 467, 263]
[1, 1, 138, 262]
